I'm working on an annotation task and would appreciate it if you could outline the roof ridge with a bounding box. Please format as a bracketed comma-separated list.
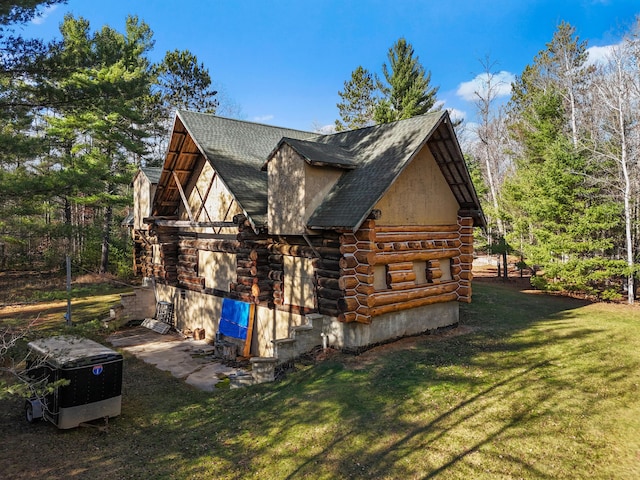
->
[177, 109, 316, 135]
[319, 110, 446, 140]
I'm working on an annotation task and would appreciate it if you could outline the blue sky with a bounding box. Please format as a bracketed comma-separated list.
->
[17, 0, 640, 132]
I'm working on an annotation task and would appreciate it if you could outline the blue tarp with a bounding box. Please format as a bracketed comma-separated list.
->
[218, 298, 251, 340]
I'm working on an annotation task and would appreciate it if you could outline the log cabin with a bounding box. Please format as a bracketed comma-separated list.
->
[131, 109, 485, 363]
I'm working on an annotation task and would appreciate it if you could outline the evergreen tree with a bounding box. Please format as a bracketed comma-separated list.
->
[45, 14, 154, 273]
[154, 49, 218, 114]
[335, 66, 377, 131]
[146, 49, 219, 161]
[504, 88, 621, 295]
[374, 38, 439, 123]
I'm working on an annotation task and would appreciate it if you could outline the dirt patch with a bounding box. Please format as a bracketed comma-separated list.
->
[320, 324, 478, 370]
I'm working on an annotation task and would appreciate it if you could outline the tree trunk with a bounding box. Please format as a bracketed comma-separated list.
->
[99, 204, 112, 274]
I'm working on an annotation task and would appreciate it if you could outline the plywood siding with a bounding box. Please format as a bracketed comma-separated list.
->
[374, 145, 459, 225]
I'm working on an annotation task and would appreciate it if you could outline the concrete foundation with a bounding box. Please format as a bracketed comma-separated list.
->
[323, 302, 459, 352]
[117, 284, 459, 368]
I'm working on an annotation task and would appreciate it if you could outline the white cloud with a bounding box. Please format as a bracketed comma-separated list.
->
[447, 108, 466, 123]
[313, 124, 336, 135]
[31, 5, 59, 25]
[252, 115, 274, 123]
[456, 71, 515, 102]
[586, 43, 619, 66]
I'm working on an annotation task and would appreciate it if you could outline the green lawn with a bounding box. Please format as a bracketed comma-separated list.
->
[1, 280, 640, 479]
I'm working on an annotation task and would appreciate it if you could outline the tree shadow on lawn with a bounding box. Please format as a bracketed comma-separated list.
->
[2, 280, 634, 479]
[131, 281, 620, 479]
[256, 282, 628, 479]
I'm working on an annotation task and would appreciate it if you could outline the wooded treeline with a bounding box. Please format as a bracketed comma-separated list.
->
[0, 1, 220, 275]
[467, 20, 640, 303]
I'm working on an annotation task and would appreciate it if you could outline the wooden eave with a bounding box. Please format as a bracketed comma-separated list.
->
[428, 118, 487, 229]
[151, 117, 204, 217]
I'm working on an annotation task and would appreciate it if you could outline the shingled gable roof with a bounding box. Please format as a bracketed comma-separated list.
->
[264, 110, 485, 231]
[267, 137, 358, 170]
[140, 166, 162, 184]
[157, 109, 484, 232]
[171, 110, 316, 228]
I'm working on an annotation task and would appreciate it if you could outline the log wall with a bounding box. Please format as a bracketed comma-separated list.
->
[267, 231, 342, 316]
[134, 214, 475, 327]
[337, 216, 474, 324]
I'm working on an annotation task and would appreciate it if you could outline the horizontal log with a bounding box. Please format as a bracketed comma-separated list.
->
[338, 276, 358, 290]
[355, 283, 376, 296]
[176, 266, 197, 277]
[376, 232, 460, 243]
[368, 249, 459, 265]
[375, 224, 458, 233]
[353, 228, 375, 242]
[177, 261, 197, 271]
[315, 268, 340, 279]
[369, 291, 458, 317]
[312, 257, 341, 270]
[250, 265, 270, 276]
[459, 244, 475, 255]
[339, 244, 357, 254]
[356, 273, 374, 284]
[195, 241, 239, 253]
[458, 216, 474, 226]
[339, 255, 358, 269]
[317, 277, 340, 290]
[354, 264, 374, 275]
[177, 275, 205, 287]
[236, 267, 256, 277]
[337, 296, 359, 312]
[268, 254, 283, 263]
[318, 297, 338, 311]
[387, 270, 416, 284]
[339, 234, 357, 246]
[230, 282, 272, 293]
[391, 280, 426, 291]
[459, 254, 473, 264]
[457, 285, 471, 297]
[386, 261, 414, 271]
[317, 286, 344, 300]
[235, 275, 259, 286]
[369, 282, 458, 308]
[458, 271, 473, 281]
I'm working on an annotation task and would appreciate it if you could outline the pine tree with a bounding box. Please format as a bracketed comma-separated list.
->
[335, 66, 377, 131]
[374, 38, 439, 123]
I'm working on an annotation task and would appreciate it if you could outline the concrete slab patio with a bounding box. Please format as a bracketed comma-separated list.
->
[107, 326, 249, 391]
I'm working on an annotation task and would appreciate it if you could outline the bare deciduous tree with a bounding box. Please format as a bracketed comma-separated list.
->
[587, 35, 640, 304]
